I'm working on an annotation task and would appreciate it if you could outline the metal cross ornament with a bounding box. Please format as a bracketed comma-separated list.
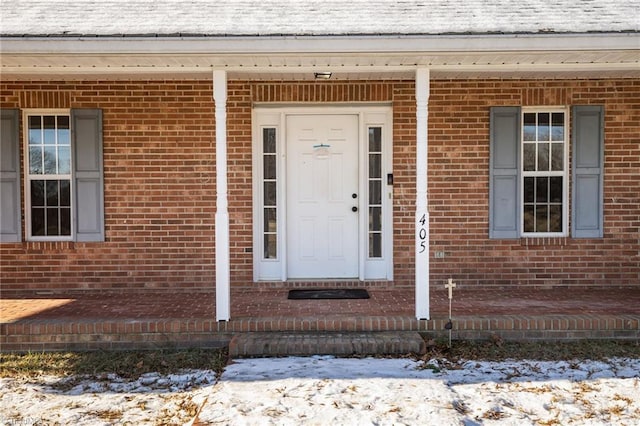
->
[445, 278, 456, 300]
[444, 278, 456, 347]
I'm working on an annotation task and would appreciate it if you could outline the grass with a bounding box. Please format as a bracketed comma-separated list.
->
[1, 339, 639, 379]
[420, 337, 640, 362]
[0, 348, 228, 379]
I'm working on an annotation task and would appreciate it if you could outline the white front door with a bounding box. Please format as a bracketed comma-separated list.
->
[286, 114, 359, 278]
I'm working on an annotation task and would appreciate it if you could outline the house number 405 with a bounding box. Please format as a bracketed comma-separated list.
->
[418, 214, 427, 253]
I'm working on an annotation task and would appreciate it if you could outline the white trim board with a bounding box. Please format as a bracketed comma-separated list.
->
[252, 105, 394, 282]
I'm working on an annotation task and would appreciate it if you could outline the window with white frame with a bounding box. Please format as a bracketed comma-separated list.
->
[24, 112, 73, 239]
[262, 127, 278, 259]
[521, 109, 567, 235]
[368, 126, 383, 258]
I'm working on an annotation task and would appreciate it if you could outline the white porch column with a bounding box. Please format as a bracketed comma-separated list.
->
[415, 68, 430, 320]
[214, 70, 230, 321]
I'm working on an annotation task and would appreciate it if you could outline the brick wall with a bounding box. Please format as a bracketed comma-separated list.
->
[427, 79, 639, 288]
[1, 81, 217, 292]
[1, 78, 638, 293]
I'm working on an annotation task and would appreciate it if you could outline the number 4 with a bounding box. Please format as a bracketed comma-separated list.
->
[418, 214, 426, 226]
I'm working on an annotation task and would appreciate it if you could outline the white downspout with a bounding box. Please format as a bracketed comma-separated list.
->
[415, 68, 430, 320]
[214, 70, 230, 321]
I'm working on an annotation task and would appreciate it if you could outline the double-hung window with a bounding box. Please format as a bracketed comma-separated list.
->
[489, 105, 604, 239]
[25, 112, 73, 239]
[521, 109, 567, 236]
[0, 108, 104, 243]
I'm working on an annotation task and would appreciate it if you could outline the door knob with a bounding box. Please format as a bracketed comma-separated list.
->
[352, 206, 358, 212]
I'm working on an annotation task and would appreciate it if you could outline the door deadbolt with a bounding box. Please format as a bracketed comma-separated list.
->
[352, 193, 358, 199]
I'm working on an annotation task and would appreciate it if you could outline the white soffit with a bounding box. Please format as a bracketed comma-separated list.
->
[1, 34, 639, 80]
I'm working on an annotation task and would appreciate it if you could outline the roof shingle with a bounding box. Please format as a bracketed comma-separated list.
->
[2, 0, 638, 37]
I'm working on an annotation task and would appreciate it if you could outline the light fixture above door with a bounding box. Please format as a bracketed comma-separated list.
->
[314, 71, 332, 79]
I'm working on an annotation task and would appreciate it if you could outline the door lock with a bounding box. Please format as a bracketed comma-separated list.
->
[352, 193, 358, 199]
[352, 206, 358, 212]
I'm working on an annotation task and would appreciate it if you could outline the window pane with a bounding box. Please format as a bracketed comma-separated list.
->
[369, 127, 382, 152]
[369, 153, 381, 178]
[29, 147, 43, 174]
[31, 180, 45, 206]
[264, 208, 277, 232]
[60, 208, 71, 235]
[263, 181, 276, 206]
[523, 143, 535, 171]
[537, 143, 549, 171]
[551, 113, 564, 141]
[549, 205, 562, 233]
[551, 143, 563, 171]
[28, 116, 42, 144]
[549, 177, 563, 203]
[58, 146, 71, 174]
[46, 180, 59, 206]
[524, 177, 534, 203]
[369, 207, 382, 231]
[263, 128, 276, 153]
[57, 116, 70, 145]
[523, 113, 536, 141]
[536, 205, 548, 233]
[537, 113, 550, 141]
[264, 234, 277, 259]
[263, 155, 276, 180]
[536, 177, 548, 203]
[524, 205, 535, 232]
[46, 208, 59, 235]
[43, 116, 56, 144]
[31, 208, 45, 236]
[43, 146, 57, 174]
[369, 233, 382, 258]
[369, 180, 381, 205]
[60, 180, 71, 206]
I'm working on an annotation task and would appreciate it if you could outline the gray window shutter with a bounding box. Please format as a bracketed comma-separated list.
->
[72, 109, 104, 242]
[489, 107, 521, 239]
[0, 109, 22, 242]
[572, 105, 604, 238]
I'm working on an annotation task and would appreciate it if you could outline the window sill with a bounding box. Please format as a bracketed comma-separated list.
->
[25, 241, 75, 251]
[519, 237, 569, 247]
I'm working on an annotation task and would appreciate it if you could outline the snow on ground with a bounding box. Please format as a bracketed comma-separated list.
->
[1, 356, 639, 425]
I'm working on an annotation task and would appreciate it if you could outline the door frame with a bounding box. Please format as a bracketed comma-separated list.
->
[252, 104, 393, 282]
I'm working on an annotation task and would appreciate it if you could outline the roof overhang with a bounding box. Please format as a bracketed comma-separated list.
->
[2, 33, 639, 80]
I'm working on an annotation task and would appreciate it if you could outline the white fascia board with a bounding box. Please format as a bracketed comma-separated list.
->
[1, 33, 639, 55]
[2, 61, 639, 76]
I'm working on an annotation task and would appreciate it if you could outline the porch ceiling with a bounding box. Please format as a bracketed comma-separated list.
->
[2, 51, 639, 81]
[2, 34, 638, 81]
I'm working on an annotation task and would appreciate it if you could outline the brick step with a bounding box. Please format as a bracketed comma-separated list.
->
[2, 314, 638, 352]
[228, 332, 427, 357]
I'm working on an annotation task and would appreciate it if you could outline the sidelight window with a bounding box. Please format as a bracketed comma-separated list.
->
[368, 127, 383, 257]
[262, 127, 278, 259]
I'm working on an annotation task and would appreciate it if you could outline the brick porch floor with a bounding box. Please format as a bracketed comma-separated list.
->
[1, 286, 639, 352]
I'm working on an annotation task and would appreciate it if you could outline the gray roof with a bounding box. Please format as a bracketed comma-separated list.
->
[2, 0, 639, 37]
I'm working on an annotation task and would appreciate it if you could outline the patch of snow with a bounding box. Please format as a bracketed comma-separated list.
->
[1, 357, 638, 425]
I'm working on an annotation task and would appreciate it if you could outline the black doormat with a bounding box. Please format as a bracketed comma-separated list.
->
[288, 289, 370, 300]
